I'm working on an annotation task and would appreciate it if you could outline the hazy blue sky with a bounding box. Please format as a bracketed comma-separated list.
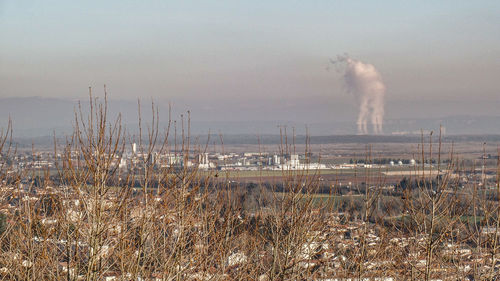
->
[1, 1, 499, 123]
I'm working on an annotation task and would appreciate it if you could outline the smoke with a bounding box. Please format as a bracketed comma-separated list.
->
[331, 54, 386, 134]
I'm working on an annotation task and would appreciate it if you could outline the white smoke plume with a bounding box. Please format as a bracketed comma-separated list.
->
[331, 54, 386, 134]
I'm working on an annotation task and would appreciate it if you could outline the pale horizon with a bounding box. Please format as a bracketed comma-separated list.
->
[1, 1, 499, 133]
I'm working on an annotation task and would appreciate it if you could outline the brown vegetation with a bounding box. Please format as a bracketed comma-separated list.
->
[0, 93, 498, 280]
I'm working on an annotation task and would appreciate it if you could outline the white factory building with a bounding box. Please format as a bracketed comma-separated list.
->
[198, 153, 215, 170]
[276, 154, 329, 171]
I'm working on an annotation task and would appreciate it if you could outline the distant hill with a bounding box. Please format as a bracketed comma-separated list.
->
[0, 97, 499, 138]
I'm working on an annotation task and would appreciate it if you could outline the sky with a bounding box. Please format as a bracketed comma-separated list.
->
[1, 1, 499, 127]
